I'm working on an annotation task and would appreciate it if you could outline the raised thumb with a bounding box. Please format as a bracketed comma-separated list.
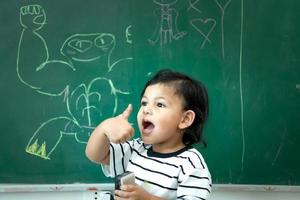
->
[121, 104, 132, 120]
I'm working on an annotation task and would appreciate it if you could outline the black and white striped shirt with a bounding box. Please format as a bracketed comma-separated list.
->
[102, 138, 212, 200]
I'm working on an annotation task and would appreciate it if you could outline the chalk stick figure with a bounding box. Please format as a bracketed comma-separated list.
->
[148, 0, 186, 46]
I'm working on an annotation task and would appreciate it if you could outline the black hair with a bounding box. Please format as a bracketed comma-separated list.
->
[141, 69, 209, 147]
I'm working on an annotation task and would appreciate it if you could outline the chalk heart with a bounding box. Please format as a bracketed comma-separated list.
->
[191, 18, 216, 37]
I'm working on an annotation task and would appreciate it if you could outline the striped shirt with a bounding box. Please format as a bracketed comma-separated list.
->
[102, 138, 212, 200]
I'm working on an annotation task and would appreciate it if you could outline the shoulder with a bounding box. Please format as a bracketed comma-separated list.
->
[177, 148, 211, 187]
[180, 148, 208, 170]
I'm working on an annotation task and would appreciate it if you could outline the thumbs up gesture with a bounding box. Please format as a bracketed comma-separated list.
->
[102, 104, 134, 143]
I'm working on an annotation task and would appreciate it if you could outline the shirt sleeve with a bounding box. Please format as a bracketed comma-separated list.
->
[101, 139, 144, 177]
[177, 167, 212, 200]
[101, 141, 132, 177]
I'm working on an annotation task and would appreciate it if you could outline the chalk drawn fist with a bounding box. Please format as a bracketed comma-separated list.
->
[20, 4, 46, 30]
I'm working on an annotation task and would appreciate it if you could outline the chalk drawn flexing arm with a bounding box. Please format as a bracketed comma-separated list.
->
[17, 5, 132, 160]
[17, 5, 75, 95]
[148, 0, 186, 46]
[17, 5, 78, 159]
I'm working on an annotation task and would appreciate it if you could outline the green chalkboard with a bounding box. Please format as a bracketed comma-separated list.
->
[0, 0, 299, 185]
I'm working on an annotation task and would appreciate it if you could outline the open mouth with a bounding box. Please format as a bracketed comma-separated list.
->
[142, 120, 155, 134]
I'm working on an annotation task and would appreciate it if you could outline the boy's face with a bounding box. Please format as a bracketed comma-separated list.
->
[137, 83, 187, 153]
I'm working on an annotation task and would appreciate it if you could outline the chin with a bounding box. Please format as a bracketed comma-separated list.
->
[141, 135, 152, 145]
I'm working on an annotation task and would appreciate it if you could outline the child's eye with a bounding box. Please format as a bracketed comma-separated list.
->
[157, 102, 165, 108]
[141, 101, 147, 106]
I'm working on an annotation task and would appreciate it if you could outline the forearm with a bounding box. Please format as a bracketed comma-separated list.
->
[85, 124, 110, 165]
[86, 104, 134, 165]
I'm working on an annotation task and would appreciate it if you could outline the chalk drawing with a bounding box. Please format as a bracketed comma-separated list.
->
[188, 0, 217, 49]
[17, 4, 132, 160]
[126, 25, 133, 44]
[148, 0, 187, 46]
[214, 0, 232, 58]
[187, 0, 202, 13]
[239, 0, 245, 171]
[190, 18, 217, 49]
[188, 0, 232, 56]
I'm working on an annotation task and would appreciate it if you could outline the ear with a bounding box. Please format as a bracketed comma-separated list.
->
[179, 110, 195, 130]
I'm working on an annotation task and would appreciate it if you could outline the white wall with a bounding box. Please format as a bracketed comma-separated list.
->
[1, 184, 300, 200]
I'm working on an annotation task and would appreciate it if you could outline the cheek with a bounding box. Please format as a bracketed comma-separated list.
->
[159, 114, 181, 129]
[137, 109, 142, 120]
[137, 110, 143, 127]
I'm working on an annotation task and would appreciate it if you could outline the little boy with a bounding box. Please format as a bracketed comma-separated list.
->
[86, 69, 211, 199]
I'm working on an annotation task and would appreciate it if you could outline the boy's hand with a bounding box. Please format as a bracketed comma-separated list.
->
[114, 184, 155, 200]
[102, 104, 134, 143]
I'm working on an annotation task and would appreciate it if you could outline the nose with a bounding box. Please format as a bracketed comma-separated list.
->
[143, 105, 152, 115]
